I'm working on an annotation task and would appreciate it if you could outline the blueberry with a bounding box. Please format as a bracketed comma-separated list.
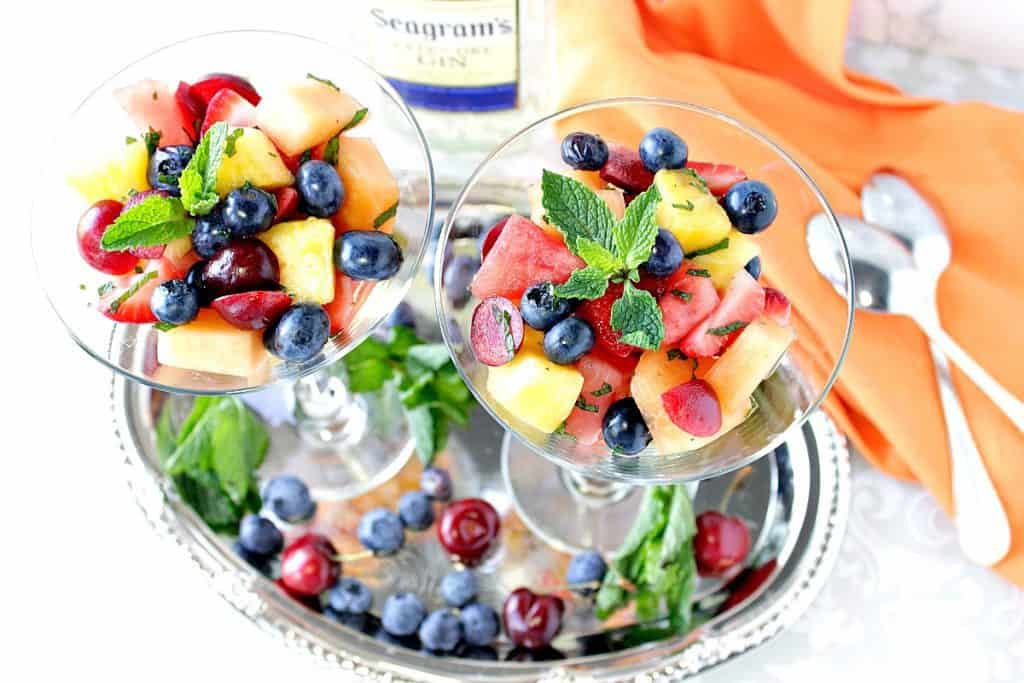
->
[418, 609, 462, 653]
[560, 132, 609, 171]
[150, 279, 199, 325]
[543, 317, 595, 365]
[327, 577, 373, 615]
[185, 261, 212, 305]
[420, 467, 453, 501]
[638, 127, 688, 173]
[222, 185, 277, 237]
[566, 550, 607, 593]
[520, 281, 574, 331]
[440, 569, 477, 607]
[324, 608, 368, 632]
[459, 603, 500, 646]
[396, 491, 434, 531]
[335, 230, 404, 281]
[191, 210, 231, 258]
[456, 643, 499, 661]
[231, 540, 271, 575]
[722, 180, 778, 234]
[602, 397, 651, 455]
[238, 514, 284, 557]
[642, 229, 684, 278]
[147, 145, 194, 196]
[261, 475, 316, 522]
[443, 255, 481, 309]
[296, 160, 345, 217]
[451, 215, 485, 239]
[381, 592, 426, 637]
[744, 256, 762, 280]
[357, 508, 405, 554]
[264, 303, 330, 362]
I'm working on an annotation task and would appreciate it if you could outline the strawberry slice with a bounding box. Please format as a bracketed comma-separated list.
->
[272, 187, 300, 223]
[686, 161, 747, 196]
[212, 291, 293, 330]
[479, 216, 510, 261]
[200, 88, 257, 135]
[764, 287, 791, 325]
[681, 270, 765, 358]
[189, 73, 261, 107]
[600, 143, 654, 194]
[98, 270, 163, 323]
[576, 282, 641, 358]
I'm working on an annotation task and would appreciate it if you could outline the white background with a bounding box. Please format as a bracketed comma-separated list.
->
[2, 2, 1023, 682]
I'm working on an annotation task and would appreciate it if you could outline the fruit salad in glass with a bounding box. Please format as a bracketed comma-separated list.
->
[467, 125, 794, 457]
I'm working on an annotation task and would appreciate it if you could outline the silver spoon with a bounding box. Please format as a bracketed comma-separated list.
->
[807, 211, 1012, 565]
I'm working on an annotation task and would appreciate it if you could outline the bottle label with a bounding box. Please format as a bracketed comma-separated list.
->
[365, 0, 518, 112]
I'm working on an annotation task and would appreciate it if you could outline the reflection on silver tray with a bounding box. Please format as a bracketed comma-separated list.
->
[112, 366, 849, 681]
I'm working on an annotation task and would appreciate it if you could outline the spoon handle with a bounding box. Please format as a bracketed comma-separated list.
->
[914, 316, 1024, 433]
[928, 341, 1011, 565]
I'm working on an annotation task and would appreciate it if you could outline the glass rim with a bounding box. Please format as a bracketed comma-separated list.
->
[434, 95, 855, 479]
[32, 29, 436, 396]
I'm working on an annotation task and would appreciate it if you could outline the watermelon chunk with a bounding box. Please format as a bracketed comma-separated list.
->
[114, 79, 194, 146]
[681, 270, 765, 358]
[325, 271, 374, 335]
[470, 215, 584, 302]
[600, 143, 653, 194]
[659, 263, 720, 346]
[764, 288, 791, 326]
[564, 351, 638, 445]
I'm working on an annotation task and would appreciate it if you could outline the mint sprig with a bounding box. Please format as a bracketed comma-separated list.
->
[342, 107, 369, 132]
[100, 196, 194, 251]
[542, 171, 666, 349]
[179, 121, 230, 216]
[343, 326, 473, 465]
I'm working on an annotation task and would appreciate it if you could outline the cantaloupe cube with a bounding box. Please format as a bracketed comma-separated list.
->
[691, 230, 761, 290]
[258, 218, 335, 304]
[654, 168, 731, 253]
[214, 128, 294, 195]
[157, 309, 266, 377]
[332, 137, 400, 233]
[67, 139, 150, 203]
[486, 330, 583, 433]
[573, 170, 606, 190]
[255, 79, 364, 156]
[631, 348, 751, 453]
[703, 317, 795, 413]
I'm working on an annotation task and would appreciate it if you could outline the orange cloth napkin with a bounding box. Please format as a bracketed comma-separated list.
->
[553, 0, 1024, 586]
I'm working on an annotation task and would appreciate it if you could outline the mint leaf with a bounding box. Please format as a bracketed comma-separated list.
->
[688, 237, 729, 257]
[307, 73, 340, 91]
[574, 397, 599, 413]
[179, 122, 229, 216]
[576, 238, 623, 275]
[610, 281, 664, 350]
[407, 343, 451, 371]
[322, 134, 340, 165]
[224, 127, 245, 158]
[613, 184, 661, 270]
[670, 289, 692, 302]
[708, 321, 749, 336]
[373, 201, 398, 230]
[342, 107, 369, 132]
[541, 169, 616, 253]
[405, 405, 434, 464]
[687, 268, 710, 278]
[346, 358, 394, 392]
[101, 195, 194, 251]
[553, 266, 610, 300]
[591, 382, 612, 397]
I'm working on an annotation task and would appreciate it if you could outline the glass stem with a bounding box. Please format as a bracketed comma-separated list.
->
[292, 367, 368, 448]
[559, 469, 634, 509]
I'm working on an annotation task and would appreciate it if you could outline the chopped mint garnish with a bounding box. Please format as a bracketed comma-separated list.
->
[322, 134, 340, 166]
[299, 149, 312, 165]
[106, 272, 157, 313]
[672, 200, 694, 210]
[125, 136, 138, 145]
[154, 322, 178, 332]
[493, 304, 515, 357]
[688, 237, 730, 257]
[100, 195, 194, 251]
[574, 397, 599, 413]
[686, 268, 710, 278]
[667, 348, 686, 361]
[224, 128, 245, 158]
[143, 128, 161, 155]
[553, 421, 576, 440]
[670, 289, 692, 302]
[307, 73, 340, 91]
[342, 108, 368, 132]
[373, 201, 399, 230]
[708, 321, 749, 336]
[591, 382, 613, 397]
[97, 281, 114, 297]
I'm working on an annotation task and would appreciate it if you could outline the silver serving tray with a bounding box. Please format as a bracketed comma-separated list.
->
[111, 367, 849, 682]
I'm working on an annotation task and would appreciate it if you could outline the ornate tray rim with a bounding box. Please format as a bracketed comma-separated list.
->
[110, 376, 850, 682]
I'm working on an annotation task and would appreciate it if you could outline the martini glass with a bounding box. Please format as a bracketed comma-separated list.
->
[435, 97, 854, 553]
[33, 31, 435, 499]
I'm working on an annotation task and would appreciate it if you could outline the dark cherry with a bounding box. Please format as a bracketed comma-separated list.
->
[201, 240, 280, 299]
[437, 498, 500, 566]
[279, 533, 340, 597]
[721, 558, 778, 612]
[694, 511, 751, 576]
[275, 578, 323, 612]
[502, 587, 565, 649]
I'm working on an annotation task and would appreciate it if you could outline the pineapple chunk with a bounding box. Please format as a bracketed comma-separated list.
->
[258, 218, 335, 303]
[631, 349, 751, 453]
[486, 331, 583, 434]
[157, 309, 266, 378]
[691, 230, 761, 290]
[67, 139, 150, 203]
[256, 79, 364, 156]
[704, 317, 795, 413]
[528, 182, 625, 239]
[215, 128, 294, 195]
[333, 137, 400, 233]
[654, 168, 731, 252]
